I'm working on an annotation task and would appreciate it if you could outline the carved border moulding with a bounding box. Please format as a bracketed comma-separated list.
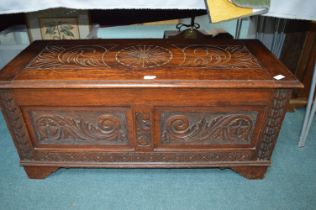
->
[0, 91, 33, 159]
[135, 112, 152, 146]
[115, 45, 173, 68]
[33, 151, 251, 162]
[25, 45, 115, 69]
[173, 44, 262, 69]
[161, 112, 258, 145]
[257, 89, 292, 160]
[30, 110, 128, 145]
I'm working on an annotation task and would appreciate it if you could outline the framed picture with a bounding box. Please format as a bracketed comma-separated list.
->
[39, 18, 80, 40]
[26, 8, 91, 41]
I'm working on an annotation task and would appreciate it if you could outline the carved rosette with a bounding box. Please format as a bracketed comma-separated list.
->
[135, 112, 152, 146]
[116, 45, 173, 68]
[0, 91, 33, 159]
[257, 89, 292, 160]
[161, 112, 257, 145]
[31, 111, 128, 145]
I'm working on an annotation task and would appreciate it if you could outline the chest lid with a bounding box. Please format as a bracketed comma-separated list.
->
[0, 39, 302, 89]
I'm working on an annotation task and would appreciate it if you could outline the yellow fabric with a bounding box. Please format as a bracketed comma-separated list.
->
[206, 0, 253, 23]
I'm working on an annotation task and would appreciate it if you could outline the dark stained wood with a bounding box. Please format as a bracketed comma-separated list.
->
[294, 30, 316, 98]
[23, 166, 59, 179]
[0, 39, 303, 179]
[281, 21, 316, 109]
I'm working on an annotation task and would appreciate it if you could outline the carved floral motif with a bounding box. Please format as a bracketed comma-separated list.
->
[135, 112, 152, 146]
[161, 112, 257, 144]
[31, 111, 128, 145]
[115, 45, 173, 68]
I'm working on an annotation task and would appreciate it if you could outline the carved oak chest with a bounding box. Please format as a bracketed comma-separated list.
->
[0, 39, 302, 179]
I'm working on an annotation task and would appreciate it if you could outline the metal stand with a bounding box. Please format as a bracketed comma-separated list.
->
[299, 63, 316, 147]
[235, 18, 242, 39]
[255, 16, 287, 58]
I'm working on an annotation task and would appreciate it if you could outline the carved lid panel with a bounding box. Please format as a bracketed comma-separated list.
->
[25, 44, 262, 70]
[0, 39, 302, 89]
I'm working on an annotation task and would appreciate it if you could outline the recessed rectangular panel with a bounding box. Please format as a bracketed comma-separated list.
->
[160, 111, 258, 145]
[27, 108, 129, 146]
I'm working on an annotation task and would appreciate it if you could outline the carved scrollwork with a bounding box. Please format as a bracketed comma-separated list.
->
[161, 112, 257, 145]
[135, 112, 152, 146]
[175, 44, 262, 69]
[257, 89, 291, 160]
[0, 91, 33, 159]
[31, 111, 128, 145]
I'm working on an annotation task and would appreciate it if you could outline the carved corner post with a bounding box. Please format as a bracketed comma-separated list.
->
[257, 89, 292, 160]
[0, 90, 34, 159]
[232, 89, 292, 179]
[0, 90, 59, 179]
[135, 108, 153, 151]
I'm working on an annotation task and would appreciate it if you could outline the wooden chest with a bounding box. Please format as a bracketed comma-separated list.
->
[0, 39, 302, 179]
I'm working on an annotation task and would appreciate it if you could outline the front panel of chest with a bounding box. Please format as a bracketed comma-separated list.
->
[11, 88, 278, 163]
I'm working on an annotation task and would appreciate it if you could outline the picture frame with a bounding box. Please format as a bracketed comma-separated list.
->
[26, 8, 91, 41]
